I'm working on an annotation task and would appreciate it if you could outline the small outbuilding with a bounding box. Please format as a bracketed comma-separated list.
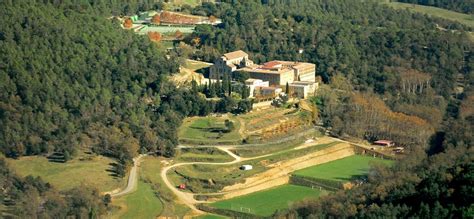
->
[374, 140, 395, 147]
[178, 184, 186, 189]
[240, 165, 253, 171]
[393, 147, 405, 154]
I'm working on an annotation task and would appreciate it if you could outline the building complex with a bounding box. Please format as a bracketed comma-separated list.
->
[210, 50, 318, 99]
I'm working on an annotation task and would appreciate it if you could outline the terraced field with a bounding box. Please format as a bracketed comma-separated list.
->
[179, 116, 242, 144]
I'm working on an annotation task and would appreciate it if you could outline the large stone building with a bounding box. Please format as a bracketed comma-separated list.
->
[209, 50, 316, 86]
[209, 50, 254, 79]
[244, 79, 270, 98]
[289, 81, 319, 99]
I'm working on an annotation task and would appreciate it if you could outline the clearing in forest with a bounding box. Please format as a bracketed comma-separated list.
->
[6, 155, 125, 192]
[382, 2, 474, 28]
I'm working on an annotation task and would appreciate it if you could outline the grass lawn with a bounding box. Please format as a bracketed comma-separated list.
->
[293, 155, 394, 182]
[179, 116, 242, 144]
[6, 155, 124, 192]
[114, 181, 163, 219]
[194, 214, 228, 219]
[184, 59, 213, 71]
[139, 157, 191, 217]
[210, 185, 324, 216]
[382, 2, 474, 28]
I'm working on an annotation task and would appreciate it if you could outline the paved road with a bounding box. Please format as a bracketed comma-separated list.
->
[107, 154, 147, 198]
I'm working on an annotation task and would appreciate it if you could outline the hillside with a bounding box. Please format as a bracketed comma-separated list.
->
[395, 0, 474, 14]
[1, 0, 473, 218]
[0, 1, 183, 163]
[382, 1, 474, 29]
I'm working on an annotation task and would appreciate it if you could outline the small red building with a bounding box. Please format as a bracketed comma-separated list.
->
[374, 140, 395, 147]
[178, 184, 186, 190]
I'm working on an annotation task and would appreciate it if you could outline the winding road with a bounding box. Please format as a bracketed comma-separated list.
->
[107, 135, 373, 216]
[159, 147, 244, 213]
[160, 139, 355, 216]
[106, 154, 147, 198]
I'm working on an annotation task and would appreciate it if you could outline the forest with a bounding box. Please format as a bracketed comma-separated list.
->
[0, 0, 251, 170]
[188, 0, 473, 148]
[0, 0, 473, 218]
[396, 0, 474, 14]
[187, 1, 473, 216]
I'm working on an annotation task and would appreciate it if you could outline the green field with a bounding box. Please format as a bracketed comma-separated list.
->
[194, 214, 228, 219]
[184, 59, 213, 71]
[115, 181, 163, 219]
[179, 116, 242, 144]
[382, 2, 474, 29]
[6, 155, 124, 192]
[293, 155, 393, 182]
[140, 157, 191, 217]
[210, 185, 324, 216]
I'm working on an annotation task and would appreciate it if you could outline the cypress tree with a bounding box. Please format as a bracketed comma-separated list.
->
[228, 75, 232, 96]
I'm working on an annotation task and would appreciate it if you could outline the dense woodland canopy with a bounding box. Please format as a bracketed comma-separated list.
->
[192, 0, 471, 96]
[0, 0, 473, 218]
[0, 1, 179, 162]
[0, 1, 249, 168]
[396, 0, 474, 14]
[190, 0, 473, 147]
[189, 1, 473, 216]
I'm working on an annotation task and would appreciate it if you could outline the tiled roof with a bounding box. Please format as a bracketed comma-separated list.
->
[223, 50, 248, 60]
[262, 61, 282, 69]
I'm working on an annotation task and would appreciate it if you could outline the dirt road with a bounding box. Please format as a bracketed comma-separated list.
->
[161, 139, 355, 215]
[160, 147, 242, 214]
[107, 154, 146, 198]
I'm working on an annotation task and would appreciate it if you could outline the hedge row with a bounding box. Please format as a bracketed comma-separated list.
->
[197, 204, 264, 219]
[178, 138, 243, 145]
[290, 175, 341, 191]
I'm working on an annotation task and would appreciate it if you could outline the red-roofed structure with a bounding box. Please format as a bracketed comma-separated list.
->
[374, 140, 394, 147]
[262, 61, 282, 69]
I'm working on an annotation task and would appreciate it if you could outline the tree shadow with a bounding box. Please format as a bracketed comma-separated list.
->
[334, 174, 367, 182]
[106, 162, 119, 177]
[47, 152, 65, 163]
